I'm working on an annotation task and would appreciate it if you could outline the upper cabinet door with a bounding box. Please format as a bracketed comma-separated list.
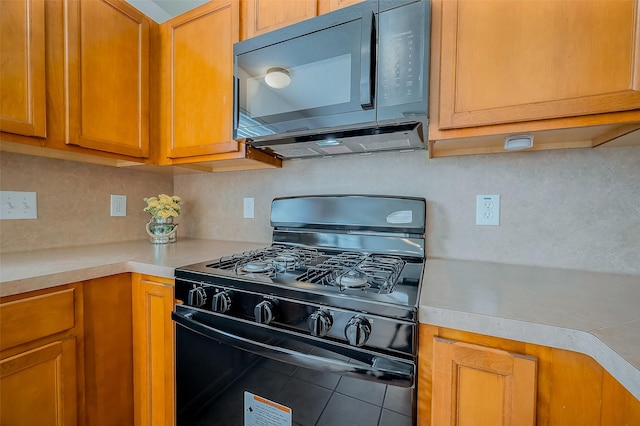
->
[65, 0, 150, 158]
[437, 0, 640, 130]
[0, 0, 46, 137]
[160, 0, 239, 159]
[241, 0, 318, 39]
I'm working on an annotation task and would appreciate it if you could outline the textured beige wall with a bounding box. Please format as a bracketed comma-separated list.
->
[2, 147, 638, 275]
[175, 146, 640, 275]
[0, 152, 173, 252]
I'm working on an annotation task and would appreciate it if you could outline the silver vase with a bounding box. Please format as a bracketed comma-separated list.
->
[146, 216, 178, 244]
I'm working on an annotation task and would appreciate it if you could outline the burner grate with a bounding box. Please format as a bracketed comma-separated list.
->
[208, 245, 323, 278]
[298, 253, 406, 294]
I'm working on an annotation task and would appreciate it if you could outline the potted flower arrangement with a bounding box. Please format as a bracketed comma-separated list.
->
[144, 194, 182, 244]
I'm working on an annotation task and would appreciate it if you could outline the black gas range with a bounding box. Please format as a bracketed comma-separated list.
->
[173, 195, 425, 425]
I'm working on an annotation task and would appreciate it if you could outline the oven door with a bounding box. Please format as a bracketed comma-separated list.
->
[233, 2, 378, 140]
[173, 305, 416, 426]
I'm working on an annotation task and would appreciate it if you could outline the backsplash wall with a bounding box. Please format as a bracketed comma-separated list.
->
[175, 146, 640, 276]
[0, 152, 173, 252]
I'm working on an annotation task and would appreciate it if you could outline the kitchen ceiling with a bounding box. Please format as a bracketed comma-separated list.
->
[125, 0, 209, 23]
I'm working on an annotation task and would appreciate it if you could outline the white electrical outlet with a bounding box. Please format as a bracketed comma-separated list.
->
[476, 195, 500, 226]
[243, 197, 255, 219]
[0, 191, 37, 220]
[110, 195, 127, 217]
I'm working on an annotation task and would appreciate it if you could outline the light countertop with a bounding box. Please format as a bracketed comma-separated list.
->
[0, 238, 266, 297]
[1, 239, 638, 400]
[420, 259, 640, 401]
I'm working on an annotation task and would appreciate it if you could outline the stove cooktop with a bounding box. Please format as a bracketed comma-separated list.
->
[175, 244, 423, 320]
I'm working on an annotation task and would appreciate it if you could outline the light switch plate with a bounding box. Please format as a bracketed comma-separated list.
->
[476, 195, 500, 226]
[0, 191, 38, 220]
[110, 195, 127, 217]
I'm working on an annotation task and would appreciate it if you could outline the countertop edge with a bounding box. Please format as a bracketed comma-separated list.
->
[419, 305, 640, 401]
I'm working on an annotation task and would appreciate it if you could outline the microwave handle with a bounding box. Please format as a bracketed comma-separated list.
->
[360, 10, 376, 110]
[232, 76, 239, 137]
[172, 308, 414, 388]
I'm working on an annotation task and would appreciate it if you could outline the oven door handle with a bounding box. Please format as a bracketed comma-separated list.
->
[172, 309, 414, 388]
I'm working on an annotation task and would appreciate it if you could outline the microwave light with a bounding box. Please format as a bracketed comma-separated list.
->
[316, 140, 341, 147]
[504, 135, 534, 151]
[264, 67, 291, 89]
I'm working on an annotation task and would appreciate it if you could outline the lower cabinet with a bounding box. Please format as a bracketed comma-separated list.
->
[1, 338, 78, 425]
[132, 273, 176, 426]
[0, 284, 81, 426]
[419, 324, 640, 426]
[431, 337, 537, 425]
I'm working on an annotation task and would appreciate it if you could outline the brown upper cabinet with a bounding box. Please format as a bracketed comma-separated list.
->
[241, 0, 318, 39]
[158, 0, 239, 159]
[155, 0, 281, 171]
[0, 0, 47, 138]
[65, 0, 150, 158]
[0, 0, 152, 164]
[241, 0, 363, 40]
[429, 0, 640, 157]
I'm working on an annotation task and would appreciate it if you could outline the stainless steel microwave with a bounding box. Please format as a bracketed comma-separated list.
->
[233, 0, 430, 159]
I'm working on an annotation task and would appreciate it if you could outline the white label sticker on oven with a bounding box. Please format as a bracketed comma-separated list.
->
[386, 210, 413, 224]
[244, 391, 292, 426]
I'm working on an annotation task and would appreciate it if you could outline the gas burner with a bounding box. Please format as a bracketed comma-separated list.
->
[237, 260, 279, 278]
[241, 261, 274, 273]
[335, 271, 370, 289]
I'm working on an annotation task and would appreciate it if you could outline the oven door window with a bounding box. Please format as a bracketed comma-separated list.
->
[234, 9, 377, 139]
[174, 309, 415, 426]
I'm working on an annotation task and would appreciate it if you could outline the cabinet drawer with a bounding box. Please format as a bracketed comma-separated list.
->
[0, 288, 75, 351]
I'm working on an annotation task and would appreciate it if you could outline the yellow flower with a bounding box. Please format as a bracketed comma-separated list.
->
[144, 194, 182, 219]
[157, 209, 172, 218]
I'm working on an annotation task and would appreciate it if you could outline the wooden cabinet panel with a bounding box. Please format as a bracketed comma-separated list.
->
[242, 0, 317, 39]
[1, 338, 78, 426]
[431, 337, 537, 425]
[428, 0, 640, 157]
[0, 0, 46, 137]
[318, 0, 363, 15]
[437, 0, 640, 130]
[160, 0, 239, 159]
[83, 274, 134, 426]
[419, 325, 640, 426]
[66, 0, 150, 158]
[132, 274, 175, 426]
[0, 288, 75, 352]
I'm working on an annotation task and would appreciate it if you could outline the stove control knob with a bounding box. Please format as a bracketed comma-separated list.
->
[187, 287, 207, 308]
[211, 291, 231, 313]
[344, 316, 372, 347]
[254, 300, 277, 325]
[308, 310, 333, 337]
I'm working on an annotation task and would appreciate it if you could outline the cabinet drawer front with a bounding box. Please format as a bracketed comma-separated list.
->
[0, 289, 75, 351]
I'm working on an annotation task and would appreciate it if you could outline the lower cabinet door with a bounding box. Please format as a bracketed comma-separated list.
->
[132, 274, 175, 426]
[431, 337, 537, 425]
[0, 338, 78, 426]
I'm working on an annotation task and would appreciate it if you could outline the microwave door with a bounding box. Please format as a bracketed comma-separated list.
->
[234, 6, 378, 140]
